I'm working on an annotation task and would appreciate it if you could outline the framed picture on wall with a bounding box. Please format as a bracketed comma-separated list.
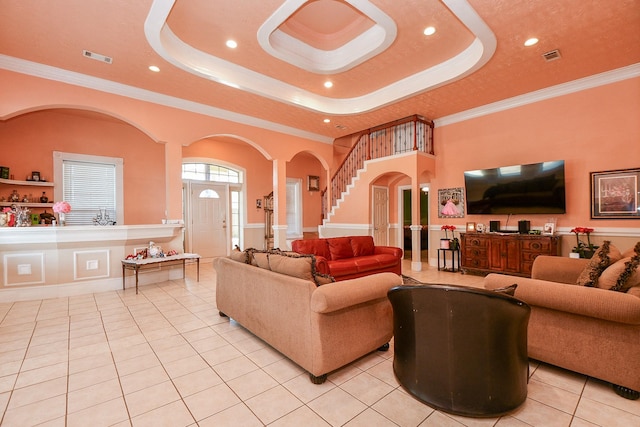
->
[308, 175, 320, 191]
[438, 187, 465, 218]
[590, 168, 640, 219]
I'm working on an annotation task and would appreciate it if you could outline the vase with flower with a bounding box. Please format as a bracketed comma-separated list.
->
[441, 225, 458, 250]
[52, 201, 72, 226]
[570, 227, 597, 258]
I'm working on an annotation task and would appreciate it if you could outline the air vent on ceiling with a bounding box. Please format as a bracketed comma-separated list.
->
[82, 50, 113, 64]
[542, 49, 561, 62]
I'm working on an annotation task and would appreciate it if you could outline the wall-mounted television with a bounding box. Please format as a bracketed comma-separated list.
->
[464, 160, 566, 214]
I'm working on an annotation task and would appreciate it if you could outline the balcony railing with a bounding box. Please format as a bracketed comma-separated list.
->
[322, 115, 434, 217]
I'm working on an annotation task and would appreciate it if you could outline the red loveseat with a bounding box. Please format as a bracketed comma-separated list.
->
[291, 235, 403, 281]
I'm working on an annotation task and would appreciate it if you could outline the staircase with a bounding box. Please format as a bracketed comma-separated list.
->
[322, 115, 434, 220]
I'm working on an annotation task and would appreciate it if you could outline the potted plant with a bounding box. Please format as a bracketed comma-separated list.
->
[441, 225, 457, 250]
[570, 227, 597, 258]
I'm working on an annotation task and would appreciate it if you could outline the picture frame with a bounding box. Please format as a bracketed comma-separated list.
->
[438, 187, 465, 218]
[466, 222, 476, 232]
[590, 168, 640, 219]
[542, 222, 556, 235]
[308, 175, 320, 192]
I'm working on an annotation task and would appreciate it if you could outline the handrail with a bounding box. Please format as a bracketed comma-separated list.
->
[323, 115, 433, 217]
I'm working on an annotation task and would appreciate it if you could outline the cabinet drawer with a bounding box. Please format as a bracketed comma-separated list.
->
[463, 256, 489, 269]
[464, 247, 487, 258]
[521, 239, 551, 252]
[521, 252, 542, 262]
[465, 236, 489, 247]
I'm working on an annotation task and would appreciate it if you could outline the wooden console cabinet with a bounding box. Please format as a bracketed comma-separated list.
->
[461, 233, 560, 277]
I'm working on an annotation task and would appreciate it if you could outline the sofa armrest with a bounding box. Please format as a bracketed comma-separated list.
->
[310, 272, 402, 314]
[485, 273, 640, 325]
[531, 255, 589, 284]
[314, 255, 329, 275]
[374, 246, 403, 258]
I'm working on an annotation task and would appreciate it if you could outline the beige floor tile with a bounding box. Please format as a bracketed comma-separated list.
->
[131, 399, 196, 427]
[198, 402, 264, 427]
[418, 411, 468, 426]
[344, 407, 399, 426]
[183, 383, 241, 421]
[1, 394, 66, 426]
[365, 358, 398, 387]
[213, 354, 259, 382]
[68, 351, 114, 375]
[21, 349, 68, 372]
[68, 363, 117, 392]
[227, 369, 279, 400]
[110, 341, 154, 363]
[120, 364, 170, 395]
[341, 371, 395, 406]
[245, 345, 285, 368]
[115, 351, 162, 377]
[574, 396, 640, 427]
[527, 377, 581, 414]
[172, 367, 223, 398]
[162, 354, 209, 379]
[154, 343, 199, 365]
[507, 398, 573, 427]
[15, 361, 68, 389]
[124, 380, 181, 418]
[269, 405, 332, 427]
[530, 362, 587, 395]
[0, 374, 18, 394]
[67, 378, 122, 413]
[372, 388, 434, 426]
[7, 376, 67, 410]
[282, 373, 335, 404]
[581, 378, 640, 416]
[261, 358, 305, 384]
[66, 396, 129, 427]
[199, 344, 242, 366]
[307, 387, 367, 427]
[245, 385, 303, 425]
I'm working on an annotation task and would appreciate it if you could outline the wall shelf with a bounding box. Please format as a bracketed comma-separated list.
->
[0, 202, 54, 208]
[0, 178, 54, 187]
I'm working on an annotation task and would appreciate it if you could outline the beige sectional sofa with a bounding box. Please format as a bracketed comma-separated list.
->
[484, 251, 640, 399]
[213, 253, 402, 383]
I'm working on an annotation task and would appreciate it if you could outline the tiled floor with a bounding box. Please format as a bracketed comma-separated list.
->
[1, 259, 638, 426]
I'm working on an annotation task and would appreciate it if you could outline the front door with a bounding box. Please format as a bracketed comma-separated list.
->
[372, 186, 389, 245]
[190, 182, 228, 257]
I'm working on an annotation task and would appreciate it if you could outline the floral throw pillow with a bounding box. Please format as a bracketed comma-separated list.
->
[576, 241, 621, 287]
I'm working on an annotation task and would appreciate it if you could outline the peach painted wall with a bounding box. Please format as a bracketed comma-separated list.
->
[0, 109, 166, 224]
[287, 153, 325, 229]
[431, 77, 640, 232]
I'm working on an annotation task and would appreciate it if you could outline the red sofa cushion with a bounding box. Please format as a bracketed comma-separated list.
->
[292, 239, 330, 259]
[351, 236, 375, 257]
[328, 237, 354, 260]
[327, 259, 359, 277]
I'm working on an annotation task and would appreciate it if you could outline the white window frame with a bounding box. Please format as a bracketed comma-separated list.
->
[53, 151, 124, 225]
[286, 178, 303, 239]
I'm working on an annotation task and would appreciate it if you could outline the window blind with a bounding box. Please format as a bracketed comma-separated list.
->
[63, 160, 116, 225]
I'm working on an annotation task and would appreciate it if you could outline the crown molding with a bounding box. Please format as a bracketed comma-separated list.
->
[435, 63, 640, 127]
[0, 54, 333, 144]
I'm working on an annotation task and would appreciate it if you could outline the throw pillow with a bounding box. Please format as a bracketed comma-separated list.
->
[229, 248, 248, 263]
[597, 257, 631, 290]
[268, 253, 313, 281]
[621, 241, 640, 258]
[609, 254, 640, 293]
[576, 241, 621, 287]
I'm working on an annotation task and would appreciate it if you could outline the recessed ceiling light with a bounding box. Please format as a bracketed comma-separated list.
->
[226, 40, 238, 49]
[148, 65, 160, 72]
[423, 26, 436, 36]
[323, 119, 331, 123]
[324, 81, 333, 89]
[524, 38, 539, 47]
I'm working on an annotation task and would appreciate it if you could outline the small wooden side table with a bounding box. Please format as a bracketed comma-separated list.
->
[122, 253, 200, 294]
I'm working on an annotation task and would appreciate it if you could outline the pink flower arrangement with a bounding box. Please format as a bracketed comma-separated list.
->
[53, 201, 72, 214]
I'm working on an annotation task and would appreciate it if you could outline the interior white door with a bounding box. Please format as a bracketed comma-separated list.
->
[372, 186, 389, 245]
[190, 183, 228, 257]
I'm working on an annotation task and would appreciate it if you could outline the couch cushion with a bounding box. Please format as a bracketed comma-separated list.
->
[327, 259, 359, 277]
[576, 241, 622, 287]
[229, 249, 248, 263]
[292, 239, 331, 259]
[268, 252, 335, 286]
[351, 236, 375, 257]
[328, 237, 354, 260]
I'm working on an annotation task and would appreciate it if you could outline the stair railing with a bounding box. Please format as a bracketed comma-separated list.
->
[323, 115, 434, 217]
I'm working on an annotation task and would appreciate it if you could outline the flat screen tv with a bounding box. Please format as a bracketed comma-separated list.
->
[464, 160, 566, 214]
